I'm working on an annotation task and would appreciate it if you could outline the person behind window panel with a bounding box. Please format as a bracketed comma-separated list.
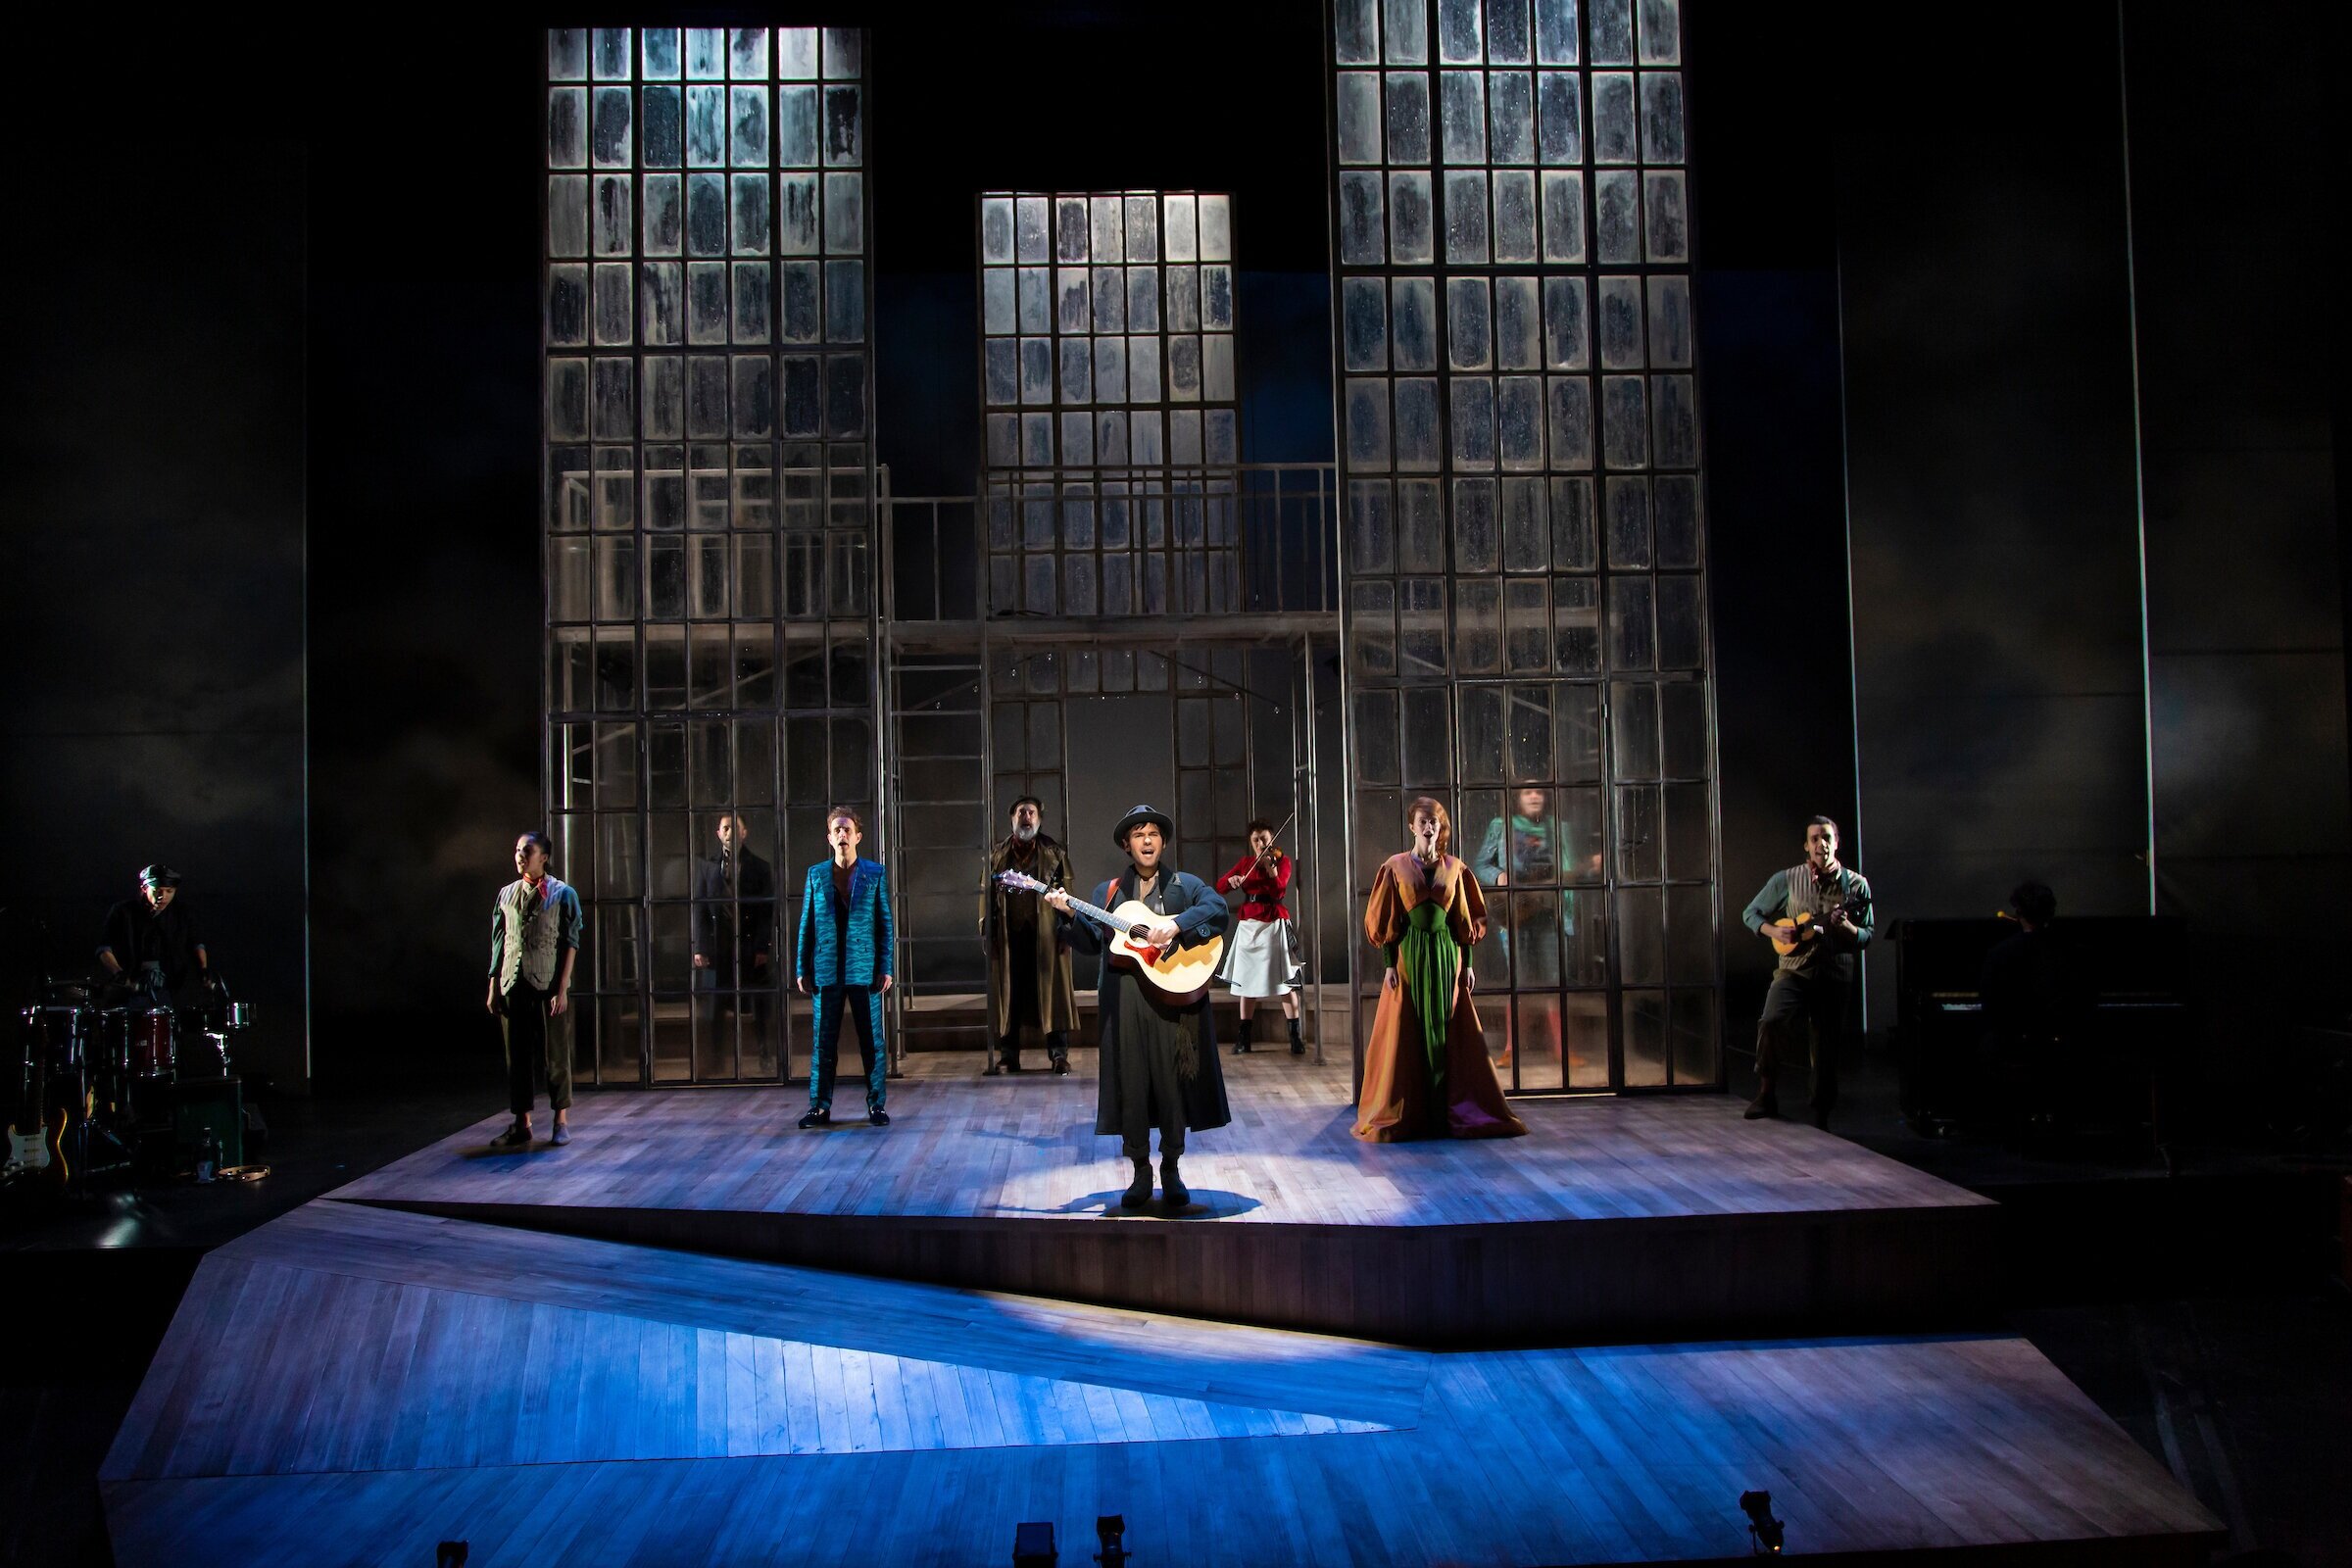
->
[97, 863, 215, 1005]
[484, 831, 583, 1150]
[1354, 798, 1528, 1144]
[1738, 815, 1875, 1130]
[1044, 804, 1230, 1209]
[795, 806, 895, 1129]
[693, 813, 777, 1072]
[1217, 818, 1303, 1055]
[982, 795, 1080, 1075]
[1472, 787, 1587, 1070]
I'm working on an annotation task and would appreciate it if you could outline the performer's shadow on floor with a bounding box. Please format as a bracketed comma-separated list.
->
[1050, 1189, 1262, 1221]
[968, 1124, 1078, 1151]
[461, 1137, 546, 1159]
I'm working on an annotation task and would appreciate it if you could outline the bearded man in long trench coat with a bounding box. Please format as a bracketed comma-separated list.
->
[981, 795, 1082, 1073]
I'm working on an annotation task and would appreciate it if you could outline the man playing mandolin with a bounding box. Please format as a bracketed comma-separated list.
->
[1739, 815, 1875, 1128]
[1043, 804, 1231, 1210]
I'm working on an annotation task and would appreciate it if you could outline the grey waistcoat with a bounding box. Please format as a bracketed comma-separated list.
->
[498, 877, 570, 992]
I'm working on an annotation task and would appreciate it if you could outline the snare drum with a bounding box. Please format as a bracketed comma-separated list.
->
[128, 1008, 175, 1077]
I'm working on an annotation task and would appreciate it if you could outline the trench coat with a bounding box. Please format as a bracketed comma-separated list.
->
[1061, 865, 1232, 1138]
[982, 835, 1083, 1039]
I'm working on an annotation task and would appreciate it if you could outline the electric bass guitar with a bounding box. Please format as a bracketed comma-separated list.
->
[7, 1019, 66, 1185]
[1765, 890, 1871, 956]
[997, 869, 1225, 1005]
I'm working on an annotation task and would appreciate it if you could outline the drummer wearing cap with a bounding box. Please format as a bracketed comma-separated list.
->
[96, 864, 214, 1001]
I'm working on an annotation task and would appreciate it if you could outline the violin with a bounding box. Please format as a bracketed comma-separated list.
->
[1230, 808, 1298, 889]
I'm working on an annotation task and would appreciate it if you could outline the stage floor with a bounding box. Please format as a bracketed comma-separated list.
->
[332, 1052, 2002, 1343]
[100, 1196, 2218, 1567]
[338, 1050, 1986, 1228]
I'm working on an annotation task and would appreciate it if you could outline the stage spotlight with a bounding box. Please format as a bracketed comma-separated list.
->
[435, 1544, 468, 1568]
[1012, 1520, 1056, 1566]
[1095, 1514, 1131, 1568]
[1740, 1490, 1784, 1554]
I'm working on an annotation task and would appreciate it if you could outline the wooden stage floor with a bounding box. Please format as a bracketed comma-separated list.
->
[334, 1052, 2004, 1344]
[102, 1198, 2219, 1567]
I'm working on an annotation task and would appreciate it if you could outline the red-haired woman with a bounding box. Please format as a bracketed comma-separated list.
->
[1352, 797, 1527, 1142]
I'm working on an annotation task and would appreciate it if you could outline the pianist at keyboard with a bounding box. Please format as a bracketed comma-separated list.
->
[1739, 816, 1876, 1130]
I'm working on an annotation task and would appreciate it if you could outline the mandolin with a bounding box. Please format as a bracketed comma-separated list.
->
[1765, 892, 1871, 956]
[997, 869, 1225, 1005]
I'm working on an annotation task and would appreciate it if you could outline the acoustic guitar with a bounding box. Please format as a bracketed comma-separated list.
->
[1765, 891, 1871, 956]
[997, 869, 1225, 1005]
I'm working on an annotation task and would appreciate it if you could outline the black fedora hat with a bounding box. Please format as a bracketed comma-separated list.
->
[1109, 804, 1173, 850]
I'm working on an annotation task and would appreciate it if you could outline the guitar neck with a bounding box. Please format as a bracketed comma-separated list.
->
[1062, 895, 1138, 936]
[1001, 872, 1153, 939]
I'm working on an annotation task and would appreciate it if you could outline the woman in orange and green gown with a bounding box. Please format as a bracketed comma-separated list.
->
[1352, 797, 1528, 1143]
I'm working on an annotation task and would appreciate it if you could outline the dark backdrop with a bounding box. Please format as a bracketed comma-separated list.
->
[2125, 0, 2349, 1063]
[1836, 4, 2156, 1018]
[0, 154, 310, 1087]
[1684, 3, 1854, 1035]
[5, 5, 2340, 1095]
[1825, 0, 2348, 1055]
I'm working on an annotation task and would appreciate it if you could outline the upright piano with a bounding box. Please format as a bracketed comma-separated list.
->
[1892, 915, 2193, 1137]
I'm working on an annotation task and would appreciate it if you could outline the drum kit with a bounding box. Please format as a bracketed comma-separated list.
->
[9, 976, 255, 1186]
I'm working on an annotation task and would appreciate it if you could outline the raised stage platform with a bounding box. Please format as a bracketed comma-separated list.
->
[333, 1051, 2004, 1345]
[101, 1199, 2219, 1566]
[97, 1057, 2220, 1565]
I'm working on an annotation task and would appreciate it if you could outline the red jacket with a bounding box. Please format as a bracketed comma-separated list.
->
[1218, 852, 1294, 923]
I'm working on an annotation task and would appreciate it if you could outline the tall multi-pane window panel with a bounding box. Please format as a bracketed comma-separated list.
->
[1328, 0, 1719, 1092]
[978, 191, 1244, 617]
[546, 25, 880, 1087]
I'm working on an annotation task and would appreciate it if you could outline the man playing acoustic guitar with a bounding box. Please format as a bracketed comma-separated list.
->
[1739, 815, 1875, 1129]
[1044, 804, 1231, 1210]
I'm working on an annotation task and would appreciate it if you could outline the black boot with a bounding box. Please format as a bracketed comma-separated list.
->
[1160, 1155, 1189, 1207]
[1049, 1033, 1070, 1075]
[1746, 1036, 1782, 1120]
[1288, 1016, 1304, 1055]
[1233, 1012, 1253, 1054]
[1120, 1156, 1152, 1209]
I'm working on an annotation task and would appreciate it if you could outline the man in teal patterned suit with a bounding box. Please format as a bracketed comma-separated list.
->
[794, 805, 895, 1129]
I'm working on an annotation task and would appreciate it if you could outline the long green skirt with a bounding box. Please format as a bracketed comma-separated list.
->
[1398, 900, 1458, 1120]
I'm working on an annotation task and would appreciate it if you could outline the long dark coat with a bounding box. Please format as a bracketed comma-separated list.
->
[691, 848, 776, 964]
[983, 835, 1082, 1038]
[1061, 865, 1232, 1137]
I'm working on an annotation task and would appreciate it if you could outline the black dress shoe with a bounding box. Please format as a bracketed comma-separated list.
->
[867, 1108, 890, 1127]
[797, 1109, 830, 1130]
[1051, 1057, 1070, 1075]
[1742, 1094, 1779, 1121]
[982, 1059, 1004, 1077]
[489, 1124, 532, 1151]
